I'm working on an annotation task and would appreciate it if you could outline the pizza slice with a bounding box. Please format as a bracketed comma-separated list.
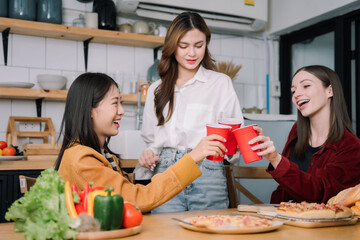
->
[276, 201, 353, 220]
[188, 215, 272, 228]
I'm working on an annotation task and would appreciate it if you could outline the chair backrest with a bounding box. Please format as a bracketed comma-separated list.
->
[225, 165, 272, 207]
[19, 175, 37, 193]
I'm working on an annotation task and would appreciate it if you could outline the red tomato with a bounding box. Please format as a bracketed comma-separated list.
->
[2, 147, 16, 156]
[122, 202, 143, 228]
[0, 141, 7, 150]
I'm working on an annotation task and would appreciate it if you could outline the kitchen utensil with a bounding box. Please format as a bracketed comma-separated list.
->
[8, 0, 36, 20]
[147, 59, 160, 83]
[257, 212, 358, 228]
[0, 0, 7, 17]
[258, 212, 354, 222]
[133, 21, 157, 34]
[0, 156, 25, 161]
[85, 12, 98, 29]
[37, 0, 62, 24]
[22, 143, 61, 156]
[93, 0, 116, 30]
[6, 116, 56, 146]
[172, 218, 205, 228]
[176, 217, 284, 234]
[77, 226, 141, 240]
[237, 204, 279, 213]
[155, 25, 167, 37]
[118, 23, 133, 33]
[0, 82, 34, 88]
[37, 74, 67, 90]
[72, 14, 86, 28]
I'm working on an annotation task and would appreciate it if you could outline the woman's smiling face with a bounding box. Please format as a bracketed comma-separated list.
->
[91, 84, 124, 146]
[175, 28, 206, 74]
[291, 70, 333, 118]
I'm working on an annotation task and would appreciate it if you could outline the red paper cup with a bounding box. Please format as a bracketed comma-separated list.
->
[233, 125, 262, 164]
[218, 118, 242, 155]
[206, 123, 232, 161]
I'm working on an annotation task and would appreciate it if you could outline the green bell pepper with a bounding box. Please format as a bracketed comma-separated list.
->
[94, 186, 124, 230]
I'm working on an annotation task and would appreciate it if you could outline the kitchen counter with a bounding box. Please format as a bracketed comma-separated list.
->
[0, 157, 138, 171]
[1, 208, 359, 240]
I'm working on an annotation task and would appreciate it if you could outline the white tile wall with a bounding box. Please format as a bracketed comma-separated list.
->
[13, 35, 46, 68]
[0, 1, 280, 147]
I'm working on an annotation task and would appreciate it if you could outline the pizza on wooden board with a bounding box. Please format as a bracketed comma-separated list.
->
[276, 201, 353, 220]
[188, 215, 272, 228]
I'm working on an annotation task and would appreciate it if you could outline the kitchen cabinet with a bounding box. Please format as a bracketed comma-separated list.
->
[0, 170, 42, 223]
[0, 158, 138, 223]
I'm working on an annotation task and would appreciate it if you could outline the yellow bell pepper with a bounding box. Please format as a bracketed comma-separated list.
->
[64, 181, 78, 219]
[87, 189, 114, 217]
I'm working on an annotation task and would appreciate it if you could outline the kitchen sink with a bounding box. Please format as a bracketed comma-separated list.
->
[109, 130, 147, 160]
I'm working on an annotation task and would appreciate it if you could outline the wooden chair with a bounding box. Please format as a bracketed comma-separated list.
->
[225, 165, 273, 207]
[19, 175, 37, 193]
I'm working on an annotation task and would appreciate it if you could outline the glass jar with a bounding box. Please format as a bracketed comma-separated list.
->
[0, 0, 8, 17]
[8, 0, 36, 21]
[37, 0, 62, 24]
[72, 14, 86, 28]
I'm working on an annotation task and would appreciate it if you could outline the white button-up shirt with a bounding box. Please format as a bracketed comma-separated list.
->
[141, 66, 243, 155]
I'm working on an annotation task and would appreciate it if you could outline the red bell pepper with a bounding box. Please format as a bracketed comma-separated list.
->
[72, 183, 86, 215]
[72, 181, 105, 214]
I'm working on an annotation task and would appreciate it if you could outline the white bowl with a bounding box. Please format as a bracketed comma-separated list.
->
[37, 74, 67, 90]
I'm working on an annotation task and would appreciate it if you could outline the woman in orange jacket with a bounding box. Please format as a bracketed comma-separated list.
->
[55, 72, 227, 213]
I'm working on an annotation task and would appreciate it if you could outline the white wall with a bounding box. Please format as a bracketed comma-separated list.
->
[0, 0, 275, 148]
[268, 0, 360, 36]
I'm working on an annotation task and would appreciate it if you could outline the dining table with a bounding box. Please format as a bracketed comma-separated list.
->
[1, 208, 359, 240]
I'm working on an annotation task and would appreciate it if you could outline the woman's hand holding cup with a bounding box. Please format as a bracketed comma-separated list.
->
[249, 125, 282, 168]
[189, 134, 227, 164]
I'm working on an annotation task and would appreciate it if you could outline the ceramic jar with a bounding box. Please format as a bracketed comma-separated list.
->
[8, 0, 36, 20]
[93, 0, 116, 30]
[37, 0, 62, 24]
[133, 21, 157, 34]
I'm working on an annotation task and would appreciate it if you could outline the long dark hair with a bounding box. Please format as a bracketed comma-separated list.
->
[154, 11, 215, 126]
[294, 65, 354, 159]
[54, 72, 119, 170]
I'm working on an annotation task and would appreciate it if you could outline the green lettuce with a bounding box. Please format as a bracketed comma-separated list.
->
[5, 167, 79, 240]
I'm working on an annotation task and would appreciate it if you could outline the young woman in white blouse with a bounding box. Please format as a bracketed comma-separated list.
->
[139, 12, 243, 213]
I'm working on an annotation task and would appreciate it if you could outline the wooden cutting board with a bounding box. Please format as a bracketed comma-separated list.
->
[23, 143, 61, 156]
[76, 225, 141, 239]
[237, 204, 278, 213]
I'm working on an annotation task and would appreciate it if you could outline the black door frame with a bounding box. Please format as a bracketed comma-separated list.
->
[279, 9, 360, 136]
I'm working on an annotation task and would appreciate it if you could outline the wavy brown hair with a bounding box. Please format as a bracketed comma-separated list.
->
[293, 65, 354, 159]
[154, 12, 215, 125]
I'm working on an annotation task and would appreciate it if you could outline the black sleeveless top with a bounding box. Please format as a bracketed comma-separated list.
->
[289, 143, 321, 172]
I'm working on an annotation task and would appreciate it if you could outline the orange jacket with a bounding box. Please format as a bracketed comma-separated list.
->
[58, 144, 201, 212]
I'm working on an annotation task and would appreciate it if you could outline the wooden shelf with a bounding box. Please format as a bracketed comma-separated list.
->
[0, 87, 146, 104]
[0, 17, 164, 48]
